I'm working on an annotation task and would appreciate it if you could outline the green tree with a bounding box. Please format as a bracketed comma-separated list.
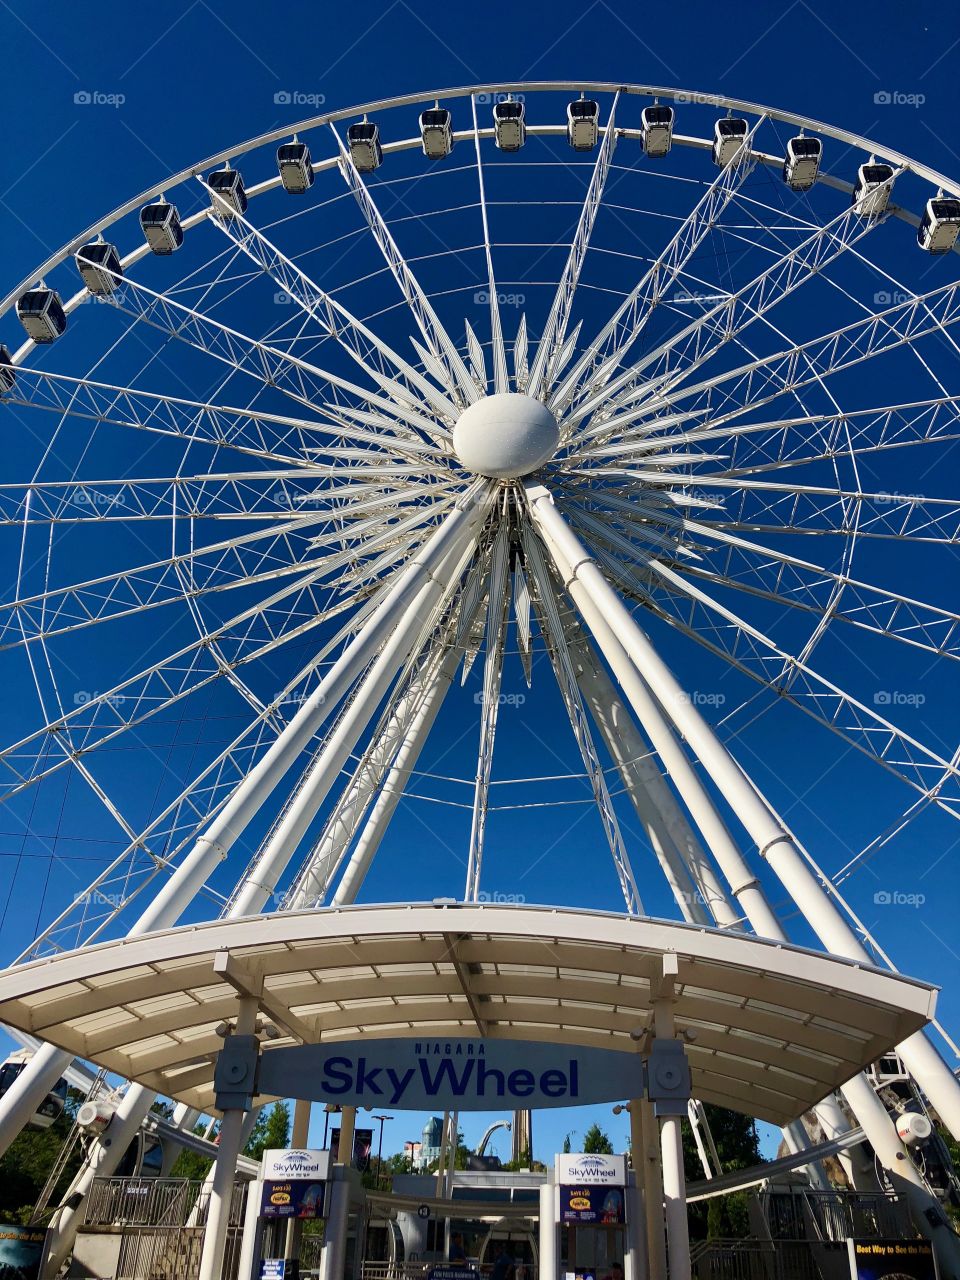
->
[245, 1101, 291, 1162]
[681, 1105, 762, 1240]
[562, 1134, 572, 1154]
[0, 1087, 86, 1222]
[582, 1123, 614, 1154]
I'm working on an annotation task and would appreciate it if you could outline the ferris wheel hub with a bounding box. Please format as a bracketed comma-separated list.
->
[452, 393, 560, 479]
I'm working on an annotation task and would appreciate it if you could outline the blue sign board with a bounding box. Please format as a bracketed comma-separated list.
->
[260, 1181, 326, 1219]
[257, 1037, 641, 1111]
[560, 1185, 625, 1225]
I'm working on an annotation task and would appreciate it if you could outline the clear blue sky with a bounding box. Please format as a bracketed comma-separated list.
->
[1, 0, 959, 1166]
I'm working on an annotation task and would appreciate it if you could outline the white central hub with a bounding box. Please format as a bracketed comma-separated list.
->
[452, 393, 559, 479]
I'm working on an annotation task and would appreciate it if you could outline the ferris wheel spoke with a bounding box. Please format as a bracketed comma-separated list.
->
[576, 399, 960, 482]
[101, 272, 440, 451]
[527, 93, 620, 402]
[1, 366, 338, 468]
[584, 179, 895, 423]
[590, 540, 960, 815]
[521, 522, 642, 915]
[588, 275, 960, 444]
[15, 651, 335, 961]
[469, 93, 508, 394]
[330, 122, 478, 407]
[0, 564, 387, 808]
[548, 115, 765, 417]
[576, 500, 960, 660]
[195, 195, 460, 426]
[0, 498, 414, 650]
[565, 205, 883, 438]
[464, 517, 511, 902]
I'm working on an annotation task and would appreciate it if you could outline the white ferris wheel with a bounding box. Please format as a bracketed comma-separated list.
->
[1, 79, 960, 1272]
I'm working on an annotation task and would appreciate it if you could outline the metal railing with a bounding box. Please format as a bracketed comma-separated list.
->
[84, 1178, 249, 1280]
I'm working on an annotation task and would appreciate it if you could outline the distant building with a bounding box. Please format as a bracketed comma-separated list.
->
[416, 1116, 444, 1170]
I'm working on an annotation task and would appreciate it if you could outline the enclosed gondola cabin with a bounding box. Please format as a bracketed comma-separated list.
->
[277, 140, 314, 193]
[17, 288, 67, 344]
[420, 107, 453, 159]
[0, 1052, 68, 1130]
[76, 241, 123, 295]
[783, 136, 822, 191]
[348, 120, 383, 172]
[853, 162, 895, 219]
[918, 197, 960, 254]
[712, 116, 748, 167]
[641, 104, 674, 158]
[207, 166, 248, 218]
[567, 98, 599, 151]
[0, 345, 14, 395]
[140, 201, 184, 254]
[494, 98, 525, 152]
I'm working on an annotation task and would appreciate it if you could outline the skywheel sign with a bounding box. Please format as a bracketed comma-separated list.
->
[256, 1037, 641, 1110]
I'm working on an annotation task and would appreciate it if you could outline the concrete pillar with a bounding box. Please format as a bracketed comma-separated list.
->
[539, 1181, 557, 1280]
[285, 1099, 312, 1275]
[660, 1115, 690, 1280]
[336, 1106, 356, 1167]
[640, 1099, 667, 1280]
[319, 1175, 350, 1280]
[624, 1175, 647, 1280]
[198, 996, 259, 1280]
[237, 1179, 265, 1280]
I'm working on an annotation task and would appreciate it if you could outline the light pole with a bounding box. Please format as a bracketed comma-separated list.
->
[371, 1113, 393, 1188]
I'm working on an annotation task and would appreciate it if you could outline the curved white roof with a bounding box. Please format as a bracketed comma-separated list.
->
[0, 903, 936, 1123]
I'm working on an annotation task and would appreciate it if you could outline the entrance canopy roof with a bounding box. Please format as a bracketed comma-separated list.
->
[0, 903, 936, 1124]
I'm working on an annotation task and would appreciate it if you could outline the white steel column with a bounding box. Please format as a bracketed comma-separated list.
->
[330, 643, 461, 906]
[527, 484, 960, 1276]
[319, 1173, 350, 1280]
[198, 996, 258, 1280]
[639, 1098, 668, 1280]
[526, 485, 779, 939]
[285, 1099, 312, 1266]
[652, 970, 691, 1280]
[539, 1180, 558, 1280]
[572, 633, 736, 927]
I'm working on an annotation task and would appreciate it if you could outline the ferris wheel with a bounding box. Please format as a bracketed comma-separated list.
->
[1, 79, 960, 1270]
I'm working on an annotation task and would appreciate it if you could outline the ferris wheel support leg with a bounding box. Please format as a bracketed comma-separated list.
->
[526, 487, 778, 938]
[329, 642, 462, 908]
[227, 537, 473, 921]
[571, 633, 735, 927]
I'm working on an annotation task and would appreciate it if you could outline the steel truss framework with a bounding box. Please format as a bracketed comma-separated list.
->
[0, 80, 959, 1278]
